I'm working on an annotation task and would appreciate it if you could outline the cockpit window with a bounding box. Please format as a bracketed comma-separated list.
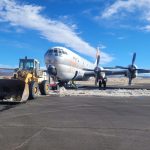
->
[49, 49, 53, 54]
[46, 48, 68, 57]
[54, 49, 57, 53]
[54, 48, 58, 56]
[46, 49, 53, 56]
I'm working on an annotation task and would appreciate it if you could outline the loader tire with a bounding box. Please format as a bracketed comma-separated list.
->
[29, 81, 39, 99]
[40, 80, 49, 95]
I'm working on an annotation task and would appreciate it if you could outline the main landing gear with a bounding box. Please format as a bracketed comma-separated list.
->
[98, 78, 107, 89]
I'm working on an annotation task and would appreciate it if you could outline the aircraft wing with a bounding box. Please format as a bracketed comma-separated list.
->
[104, 70, 127, 76]
[84, 69, 127, 77]
[137, 69, 150, 74]
[102, 68, 150, 75]
[84, 71, 95, 77]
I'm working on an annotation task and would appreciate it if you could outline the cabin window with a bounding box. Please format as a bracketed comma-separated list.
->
[54, 49, 57, 53]
[62, 50, 67, 55]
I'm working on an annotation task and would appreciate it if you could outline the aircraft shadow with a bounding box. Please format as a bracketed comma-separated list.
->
[0, 102, 20, 112]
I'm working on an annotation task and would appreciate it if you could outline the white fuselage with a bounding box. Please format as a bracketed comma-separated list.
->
[44, 46, 96, 81]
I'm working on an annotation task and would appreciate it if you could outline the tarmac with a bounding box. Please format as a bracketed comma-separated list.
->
[78, 81, 150, 90]
[0, 84, 150, 150]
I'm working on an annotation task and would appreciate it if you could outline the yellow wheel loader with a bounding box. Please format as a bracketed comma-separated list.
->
[0, 57, 49, 102]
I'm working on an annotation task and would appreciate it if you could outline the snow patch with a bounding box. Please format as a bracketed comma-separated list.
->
[50, 87, 150, 97]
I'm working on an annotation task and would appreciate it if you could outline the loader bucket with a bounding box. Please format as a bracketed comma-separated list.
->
[0, 79, 29, 102]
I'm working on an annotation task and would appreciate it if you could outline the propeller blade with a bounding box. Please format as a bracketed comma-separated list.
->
[95, 47, 100, 67]
[95, 74, 98, 86]
[95, 69, 101, 86]
[128, 77, 132, 85]
[136, 69, 150, 73]
[132, 52, 136, 66]
[96, 55, 100, 67]
[95, 79, 97, 86]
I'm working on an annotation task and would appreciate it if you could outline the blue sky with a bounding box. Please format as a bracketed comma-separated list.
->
[0, 0, 150, 69]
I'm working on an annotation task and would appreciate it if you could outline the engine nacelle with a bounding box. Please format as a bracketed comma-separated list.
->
[47, 65, 57, 76]
[125, 64, 138, 79]
[98, 67, 106, 79]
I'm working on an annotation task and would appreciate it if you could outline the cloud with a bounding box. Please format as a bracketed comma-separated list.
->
[47, 0, 101, 3]
[0, 0, 113, 64]
[101, 0, 137, 18]
[142, 25, 150, 31]
[101, 0, 150, 31]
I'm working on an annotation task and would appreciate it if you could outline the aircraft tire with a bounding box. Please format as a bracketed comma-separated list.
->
[102, 80, 106, 88]
[99, 80, 102, 89]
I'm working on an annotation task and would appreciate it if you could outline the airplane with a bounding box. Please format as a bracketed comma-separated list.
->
[1, 47, 150, 88]
[44, 46, 128, 88]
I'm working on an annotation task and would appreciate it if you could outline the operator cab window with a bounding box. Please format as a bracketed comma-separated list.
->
[19, 61, 24, 69]
[20, 60, 34, 70]
[25, 61, 34, 70]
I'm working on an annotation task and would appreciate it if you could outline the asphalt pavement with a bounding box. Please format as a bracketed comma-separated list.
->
[0, 94, 150, 150]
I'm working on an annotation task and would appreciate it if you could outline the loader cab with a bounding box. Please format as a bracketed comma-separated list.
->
[19, 57, 40, 76]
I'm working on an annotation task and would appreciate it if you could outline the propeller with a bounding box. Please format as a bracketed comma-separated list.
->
[84, 47, 109, 86]
[94, 48, 101, 85]
[96, 55, 100, 67]
[132, 52, 136, 66]
[47, 65, 57, 76]
[115, 53, 137, 85]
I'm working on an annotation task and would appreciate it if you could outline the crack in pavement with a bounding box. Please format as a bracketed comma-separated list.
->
[12, 127, 46, 150]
